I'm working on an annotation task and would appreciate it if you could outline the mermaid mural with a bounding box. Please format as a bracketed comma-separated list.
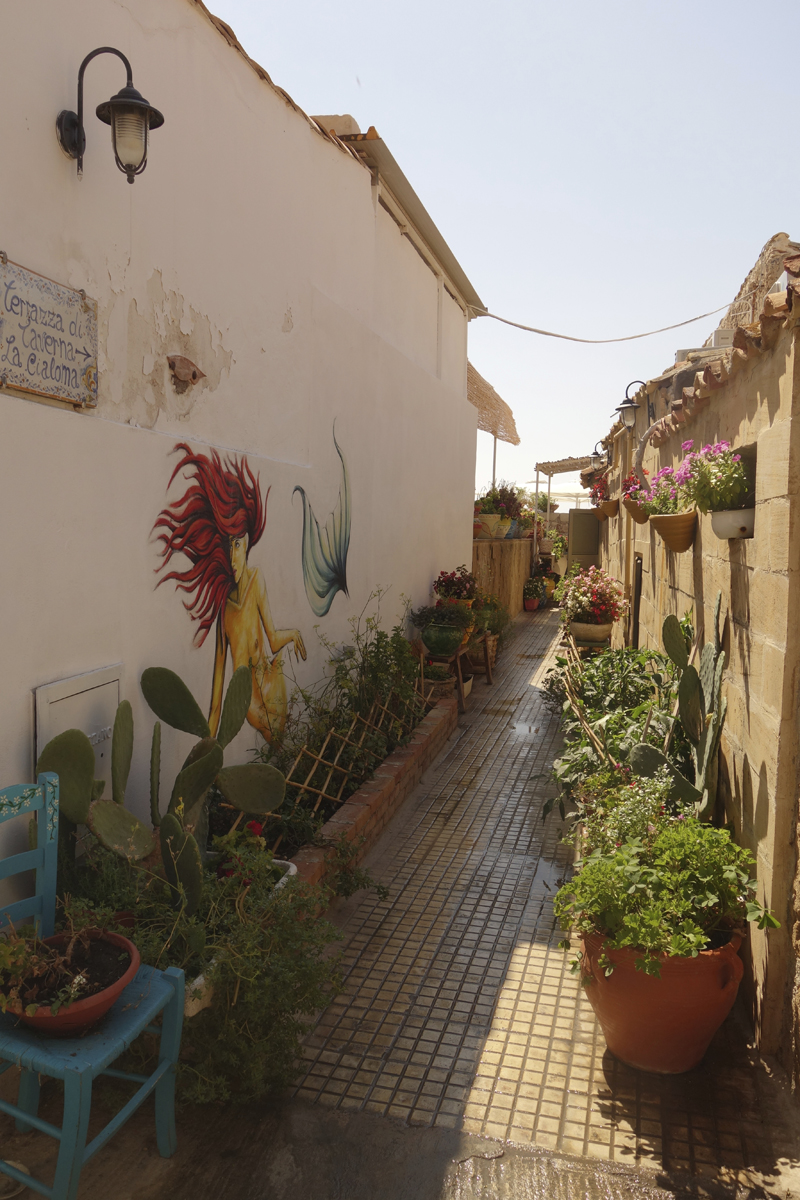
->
[153, 443, 306, 744]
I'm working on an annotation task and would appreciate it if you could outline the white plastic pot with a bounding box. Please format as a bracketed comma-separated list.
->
[710, 508, 755, 540]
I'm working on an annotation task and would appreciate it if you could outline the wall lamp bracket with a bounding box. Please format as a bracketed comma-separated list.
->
[56, 46, 164, 183]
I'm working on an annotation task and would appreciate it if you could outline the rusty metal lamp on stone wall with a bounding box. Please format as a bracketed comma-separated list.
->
[56, 47, 164, 183]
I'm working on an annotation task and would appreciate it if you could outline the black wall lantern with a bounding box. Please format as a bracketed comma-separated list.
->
[56, 47, 164, 183]
[589, 442, 606, 471]
[615, 381, 645, 431]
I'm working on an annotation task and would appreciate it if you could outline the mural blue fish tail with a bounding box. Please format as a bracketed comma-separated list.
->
[294, 428, 350, 617]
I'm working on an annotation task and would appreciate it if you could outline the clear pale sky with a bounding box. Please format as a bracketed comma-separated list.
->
[208, 0, 799, 496]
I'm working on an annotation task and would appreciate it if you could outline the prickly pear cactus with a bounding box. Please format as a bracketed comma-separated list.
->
[215, 763, 286, 814]
[216, 665, 252, 749]
[140, 667, 211, 739]
[35, 728, 95, 826]
[631, 591, 727, 820]
[111, 700, 134, 805]
[150, 722, 162, 828]
[88, 799, 154, 861]
[160, 812, 204, 916]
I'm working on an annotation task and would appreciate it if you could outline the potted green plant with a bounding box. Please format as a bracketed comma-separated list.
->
[474, 492, 501, 539]
[420, 661, 455, 701]
[554, 815, 778, 1073]
[523, 576, 546, 612]
[679, 440, 753, 540]
[0, 906, 140, 1036]
[555, 566, 625, 642]
[543, 529, 568, 562]
[638, 463, 697, 552]
[411, 603, 473, 656]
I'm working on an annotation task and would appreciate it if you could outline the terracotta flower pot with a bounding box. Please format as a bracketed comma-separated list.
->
[570, 621, 612, 643]
[650, 510, 697, 553]
[622, 498, 649, 525]
[710, 508, 755, 540]
[599, 499, 619, 518]
[523, 597, 539, 611]
[16, 932, 140, 1037]
[581, 932, 743, 1074]
[594, 508, 608, 522]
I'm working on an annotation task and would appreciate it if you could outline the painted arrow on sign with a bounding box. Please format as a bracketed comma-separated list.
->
[77, 345, 92, 360]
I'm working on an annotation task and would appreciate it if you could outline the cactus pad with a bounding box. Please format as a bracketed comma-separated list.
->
[111, 700, 134, 804]
[150, 722, 162, 827]
[92, 780, 106, 801]
[88, 800, 154, 861]
[662, 614, 688, 670]
[160, 813, 204, 915]
[141, 667, 210, 739]
[628, 743, 702, 806]
[169, 740, 223, 813]
[217, 665, 252, 749]
[216, 763, 286, 813]
[678, 665, 703, 745]
[36, 728, 95, 825]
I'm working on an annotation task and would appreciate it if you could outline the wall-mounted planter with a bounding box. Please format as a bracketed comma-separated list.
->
[599, 499, 619, 518]
[622, 498, 649, 525]
[710, 508, 755, 540]
[594, 508, 608, 523]
[650, 510, 697, 553]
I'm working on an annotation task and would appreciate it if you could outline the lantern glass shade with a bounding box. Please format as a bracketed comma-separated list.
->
[616, 399, 640, 429]
[589, 451, 604, 470]
[112, 107, 148, 171]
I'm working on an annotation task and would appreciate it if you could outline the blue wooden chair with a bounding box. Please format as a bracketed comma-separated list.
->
[0, 773, 185, 1200]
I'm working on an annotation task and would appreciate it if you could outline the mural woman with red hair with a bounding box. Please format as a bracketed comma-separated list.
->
[154, 442, 306, 743]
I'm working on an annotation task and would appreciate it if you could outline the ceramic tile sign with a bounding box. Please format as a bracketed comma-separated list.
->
[0, 256, 98, 407]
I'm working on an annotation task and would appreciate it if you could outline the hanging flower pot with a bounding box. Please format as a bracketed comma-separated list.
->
[581, 932, 743, 1074]
[650, 510, 697, 553]
[594, 508, 608, 523]
[599, 499, 619, 518]
[710, 508, 755, 540]
[622, 498, 649, 525]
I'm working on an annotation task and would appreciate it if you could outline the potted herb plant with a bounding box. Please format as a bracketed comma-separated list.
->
[523, 576, 546, 611]
[0, 905, 140, 1036]
[638, 462, 697, 552]
[555, 566, 625, 642]
[621, 471, 650, 525]
[680, 440, 753, 540]
[554, 815, 778, 1074]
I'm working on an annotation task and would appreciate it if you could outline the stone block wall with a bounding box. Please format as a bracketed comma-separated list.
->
[598, 323, 800, 1071]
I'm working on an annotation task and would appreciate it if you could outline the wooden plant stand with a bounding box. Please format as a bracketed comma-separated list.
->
[425, 634, 494, 713]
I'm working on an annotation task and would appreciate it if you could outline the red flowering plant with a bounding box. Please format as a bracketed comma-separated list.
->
[432, 565, 478, 602]
[589, 474, 610, 507]
[214, 820, 270, 883]
[555, 566, 626, 627]
[621, 469, 649, 501]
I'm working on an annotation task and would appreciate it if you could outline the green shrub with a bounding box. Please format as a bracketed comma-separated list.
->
[554, 818, 778, 976]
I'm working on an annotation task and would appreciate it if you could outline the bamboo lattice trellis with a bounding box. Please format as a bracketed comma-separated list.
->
[269, 678, 440, 852]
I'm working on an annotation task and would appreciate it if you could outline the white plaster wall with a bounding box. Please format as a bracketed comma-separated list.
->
[0, 0, 477, 818]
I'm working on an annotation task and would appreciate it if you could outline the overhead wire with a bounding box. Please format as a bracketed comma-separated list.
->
[469, 290, 759, 345]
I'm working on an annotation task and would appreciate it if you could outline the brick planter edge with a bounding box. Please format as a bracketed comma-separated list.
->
[290, 698, 458, 890]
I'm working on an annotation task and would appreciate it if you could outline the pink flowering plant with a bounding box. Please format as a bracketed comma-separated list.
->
[677, 440, 748, 513]
[556, 566, 626, 627]
[636, 464, 689, 515]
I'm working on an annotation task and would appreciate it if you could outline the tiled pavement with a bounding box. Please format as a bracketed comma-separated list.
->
[296, 609, 800, 1196]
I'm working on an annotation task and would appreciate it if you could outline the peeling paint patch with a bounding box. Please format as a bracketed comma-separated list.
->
[98, 270, 232, 427]
[282, 307, 294, 333]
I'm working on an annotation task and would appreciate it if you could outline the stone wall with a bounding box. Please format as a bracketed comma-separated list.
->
[598, 321, 800, 1071]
